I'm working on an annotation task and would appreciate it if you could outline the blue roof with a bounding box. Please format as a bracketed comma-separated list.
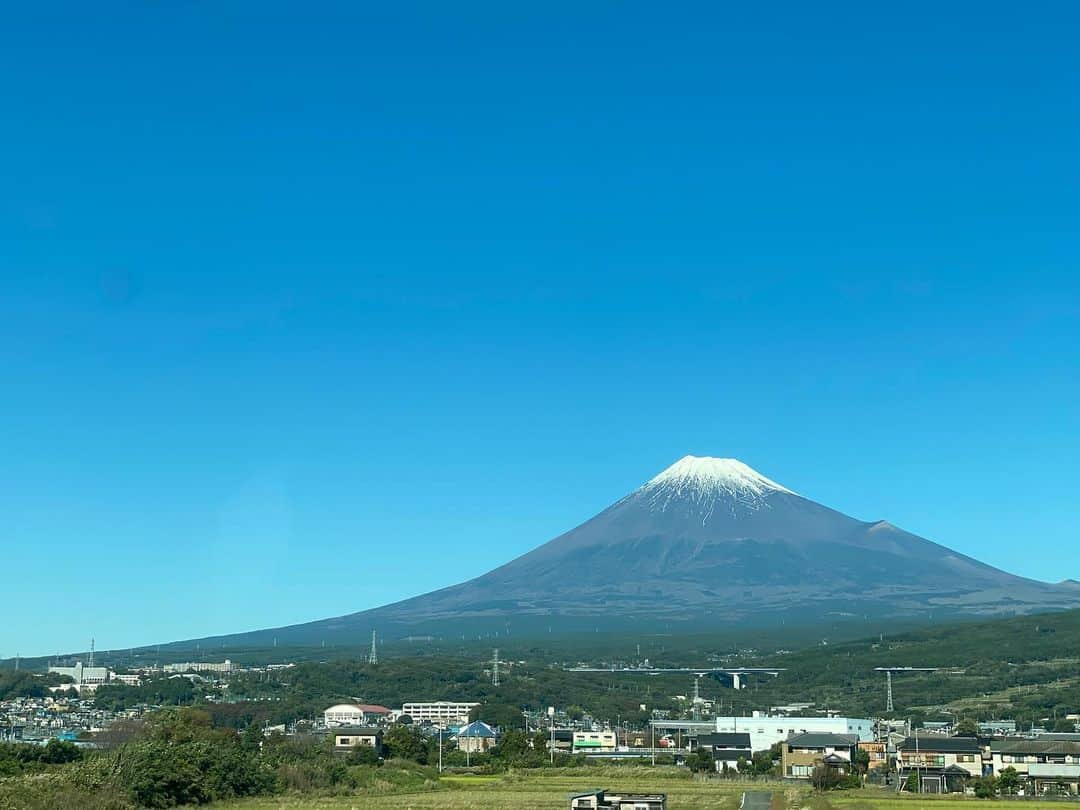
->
[457, 720, 496, 738]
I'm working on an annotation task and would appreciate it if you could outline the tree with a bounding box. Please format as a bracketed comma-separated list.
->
[382, 724, 427, 763]
[996, 766, 1020, 795]
[972, 775, 998, 798]
[811, 764, 841, 791]
[531, 729, 550, 754]
[470, 702, 525, 730]
[687, 748, 715, 772]
[955, 717, 980, 736]
[494, 729, 530, 762]
[750, 749, 777, 776]
[347, 743, 380, 765]
[853, 747, 870, 774]
[38, 739, 81, 765]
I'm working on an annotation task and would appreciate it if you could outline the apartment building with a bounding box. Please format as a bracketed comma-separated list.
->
[399, 701, 479, 727]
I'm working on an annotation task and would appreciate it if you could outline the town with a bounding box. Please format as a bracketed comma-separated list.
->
[5, 622, 1080, 803]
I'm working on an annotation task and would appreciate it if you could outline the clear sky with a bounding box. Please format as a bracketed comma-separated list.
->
[3, 2, 1079, 657]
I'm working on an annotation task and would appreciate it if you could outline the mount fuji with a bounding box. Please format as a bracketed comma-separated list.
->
[185, 456, 1080, 646]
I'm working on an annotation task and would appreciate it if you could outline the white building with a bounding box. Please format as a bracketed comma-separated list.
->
[163, 660, 235, 674]
[48, 662, 111, 686]
[712, 712, 873, 752]
[400, 701, 479, 727]
[323, 703, 393, 727]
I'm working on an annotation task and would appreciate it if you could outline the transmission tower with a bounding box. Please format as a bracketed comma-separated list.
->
[875, 667, 939, 714]
[368, 631, 378, 665]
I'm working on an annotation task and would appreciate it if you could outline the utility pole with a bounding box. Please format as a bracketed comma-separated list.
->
[368, 631, 378, 665]
[549, 706, 555, 765]
[438, 726, 443, 773]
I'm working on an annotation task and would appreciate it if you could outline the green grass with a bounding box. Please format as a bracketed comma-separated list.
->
[219, 772, 1080, 810]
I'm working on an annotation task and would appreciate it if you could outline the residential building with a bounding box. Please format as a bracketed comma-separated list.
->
[896, 736, 981, 794]
[858, 740, 888, 772]
[781, 732, 857, 779]
[323, 703, 393, 727]
[573, 730, 617, 753]
[400, 701, 479, 728]
[990, 739, 1080, 795]
[162, 660, 235, 675]
[712, 713, 873, 752]
[696, 732, 752, 771]
[569, 790, 666, 809]
[330, 726, 383, 757]
[455, 720, 497, 753]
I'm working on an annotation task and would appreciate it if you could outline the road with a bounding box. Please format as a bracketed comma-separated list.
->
[740, 790, 772, 810]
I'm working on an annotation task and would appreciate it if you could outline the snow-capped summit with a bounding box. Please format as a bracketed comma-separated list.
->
[638, 455, 794, 517]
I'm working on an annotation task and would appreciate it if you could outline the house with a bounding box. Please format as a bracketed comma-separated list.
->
[990, 738, 1080, 795]
[696, 733, 752, 771]
[858, 740, 888, 772]
[895, 736, 981, 793]
[330, 726, 383, 757]
[323, 703, 393, 727]
[781, 732, 857, 779]
[569, 789, 666, 809]
[455, 720, 497, 753]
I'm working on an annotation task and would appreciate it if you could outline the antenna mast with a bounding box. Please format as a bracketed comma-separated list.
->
[89, 638, 95, 668]
[368, 630, 378, 665]
[491, 648, 501, 686]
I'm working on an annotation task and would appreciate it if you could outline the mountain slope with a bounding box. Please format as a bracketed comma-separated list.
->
[174, 456, 1080, 647]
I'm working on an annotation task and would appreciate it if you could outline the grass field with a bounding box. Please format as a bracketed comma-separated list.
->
[220, 770, 1078, 810]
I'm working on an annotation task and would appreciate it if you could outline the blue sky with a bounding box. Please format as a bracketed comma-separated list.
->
[2, 2, 1079, 657]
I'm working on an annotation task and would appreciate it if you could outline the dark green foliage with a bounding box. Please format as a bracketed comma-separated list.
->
[470, 701, 526, 729]
[492, 729, 531, 765]
[686, 747, 714, 772]
[0, 738, 83, 775]
[972, 775, 997, 798]
[382, 724, 428, 763]
[852, 747, 870, 774]
[39, 739, 82, 764]
[94, 677, 197, 711]
[347, 743, 381, 765]
[118, 709, 276, 807]
[0, 671, 73, 700]
[996, 766, 1020, 795]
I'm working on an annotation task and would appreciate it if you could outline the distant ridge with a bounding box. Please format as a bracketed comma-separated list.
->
[167, 455, 1080, 648]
